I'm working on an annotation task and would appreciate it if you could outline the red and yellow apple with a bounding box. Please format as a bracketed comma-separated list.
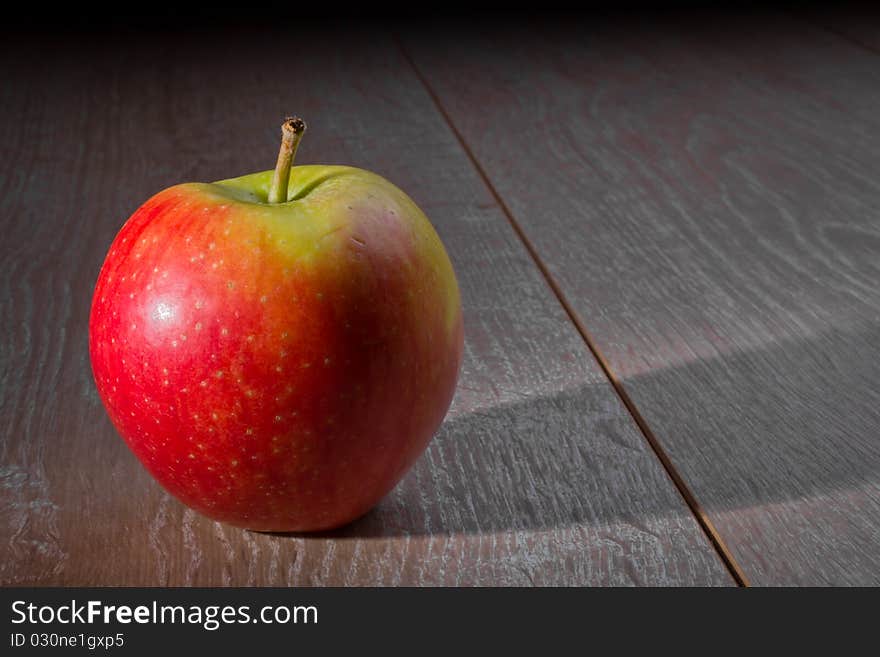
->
[89, 119, 463, 532]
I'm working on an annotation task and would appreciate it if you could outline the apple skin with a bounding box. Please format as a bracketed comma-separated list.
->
[89, 165, 463, 532]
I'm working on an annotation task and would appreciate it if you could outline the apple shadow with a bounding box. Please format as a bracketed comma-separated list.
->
[265, 319, 880, 545]
[265, 379, 682, 540]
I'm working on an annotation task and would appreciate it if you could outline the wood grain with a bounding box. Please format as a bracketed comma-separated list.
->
[403, 16, 880, 585]
[807, 5, 880, 53]
[0, 29, 732, 585]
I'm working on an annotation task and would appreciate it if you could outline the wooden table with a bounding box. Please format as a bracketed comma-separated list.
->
[3, 10, 880, 586]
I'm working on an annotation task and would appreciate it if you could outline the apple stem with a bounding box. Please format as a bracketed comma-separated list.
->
[268, 117, 306, 203]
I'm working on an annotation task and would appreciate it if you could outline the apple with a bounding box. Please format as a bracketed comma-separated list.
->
[89, 118, 463, 532]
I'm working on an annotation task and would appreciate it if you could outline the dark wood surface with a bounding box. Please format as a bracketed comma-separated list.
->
[811, 5, 880, 52]
[0, 29, 736, 585]
[403, 15, 880, 584]
[4, 12, 880, 586]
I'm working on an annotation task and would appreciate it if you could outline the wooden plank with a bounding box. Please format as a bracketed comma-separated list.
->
[404, 17, 880, 585]
[808, 5, 880, 52]
[0, 29, 732, 585]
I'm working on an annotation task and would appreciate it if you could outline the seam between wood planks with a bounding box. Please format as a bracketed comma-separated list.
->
[807, 19, 880, 57]
[396, 39, 750, 587]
